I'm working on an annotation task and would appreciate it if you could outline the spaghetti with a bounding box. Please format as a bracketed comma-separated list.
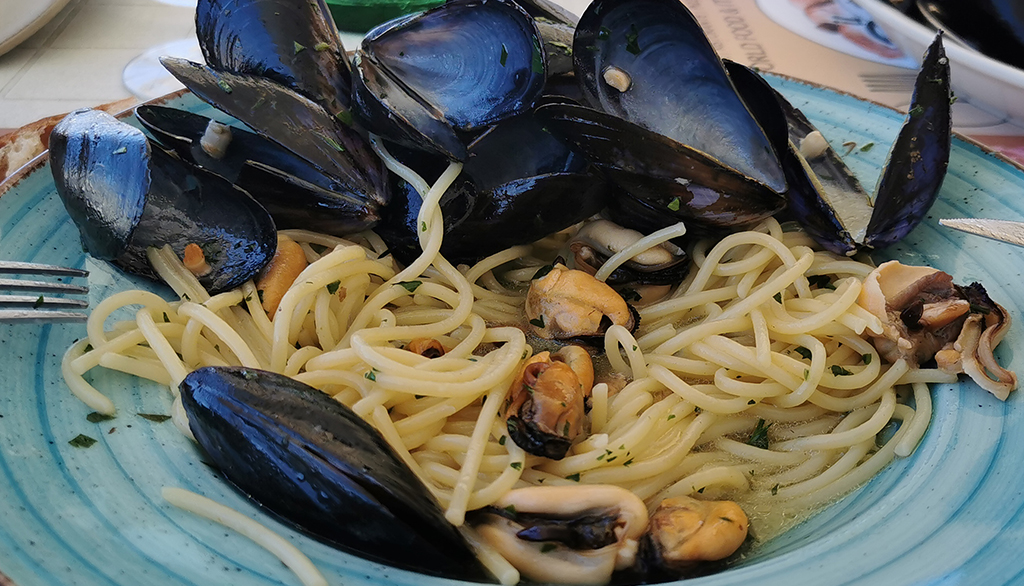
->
[62, 154, 957, 582]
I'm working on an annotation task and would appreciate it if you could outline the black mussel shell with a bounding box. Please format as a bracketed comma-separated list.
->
[196, 0, 352, 116]
[572, 0, 786, 194]
[50, 109, 277, 294]
[136, 105, 379, 235]
[376, 113, 611, 265]
[353, 0, 547, 160]
[864, 33, 951, 249]
[778, 95, 871, 256]
[179, 366, 492, 581]
[536, 102, 786, 232]
[781, 34, 950, 254]
[161, 57, 389, 209]
[50, 109, 149, 260]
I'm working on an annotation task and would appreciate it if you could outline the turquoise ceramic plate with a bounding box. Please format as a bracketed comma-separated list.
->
[1, 77, 1023, 586]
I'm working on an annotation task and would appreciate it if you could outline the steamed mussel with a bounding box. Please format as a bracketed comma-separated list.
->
[179, 366, 492, 581]
[50, 109, 277, 293]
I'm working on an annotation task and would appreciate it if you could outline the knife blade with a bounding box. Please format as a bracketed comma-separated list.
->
[938, 218, 1024, 248]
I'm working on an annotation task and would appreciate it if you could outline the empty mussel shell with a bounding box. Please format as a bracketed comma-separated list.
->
[196, 0, 353, 116]
[179, 366, 493, 581]
[353, 0, 547, 160]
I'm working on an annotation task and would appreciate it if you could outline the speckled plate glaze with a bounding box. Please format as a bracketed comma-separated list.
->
[1, 77, 1023, 586]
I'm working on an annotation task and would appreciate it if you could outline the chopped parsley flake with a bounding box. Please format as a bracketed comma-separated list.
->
[398, 280, 422, 293]
[314, 41, 330, 51]
[138, 413, 171, 422]
[499, 436, 506, 446]
[774, 292, 782, 303]
[326, 280, 341, 294]
[566, 473, 581, 482]
[771, 483, 780, 496]
[794, 346, 812, 360]
[598, 26, 611, 40]
[69, 434, 97, 448]
[335, 110, 353, 126]
[510, 461, 522, 470]
[747, 419, 772, 449]
[87, 412, 115, 423]
[625, 24, 641, 55]
[862, 353, 873, 365]
[667, 197, 681, 211]
[667, 414, 676, 421]
[33, 295, 44, 309]
[216, 79, 232, 93]
[529, 316, 545, 328]
[294, 41, 306, 53]
[365, 369, 378, 381]
[831, 365, 854, 376]
[859, 142, 875, 152]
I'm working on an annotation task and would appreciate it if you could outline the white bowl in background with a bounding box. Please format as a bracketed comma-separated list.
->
[854, 0, 1024, 124]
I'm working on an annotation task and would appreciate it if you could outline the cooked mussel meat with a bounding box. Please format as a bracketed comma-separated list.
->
[784, 34, 951, 255]
[640, 496, 749, 575]
[568, 219, 689, 287]
[536, 0, 788, 234]
[858, 261, 1016, 399]
[470, 485, 648, 585]
[504, 346, 594, 459]
[136, 105, 380, 235]
[196, 0, 352, 116]
[352, 0, 547, 159]
[178, 366, 492, 580]
[50, 109, 276, 293]
[526, 264, 637, 340]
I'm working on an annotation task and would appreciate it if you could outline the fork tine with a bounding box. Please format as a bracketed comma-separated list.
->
[0, 278, 89, 295]
[0, 261, 88, 277]
[0, 295, 89, 309]
[0, 309, 88, 323]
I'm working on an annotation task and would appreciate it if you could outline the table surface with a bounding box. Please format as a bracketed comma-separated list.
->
[0, 0, 196, 134]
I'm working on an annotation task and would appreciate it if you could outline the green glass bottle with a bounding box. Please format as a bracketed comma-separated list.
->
[326, 0, 446, 33]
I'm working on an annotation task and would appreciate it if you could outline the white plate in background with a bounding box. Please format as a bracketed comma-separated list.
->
[0, 0, 72, 57]
[853, 0, 1024, 124]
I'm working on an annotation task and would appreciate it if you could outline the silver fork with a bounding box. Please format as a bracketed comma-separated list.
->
[0, 261, 89, 323]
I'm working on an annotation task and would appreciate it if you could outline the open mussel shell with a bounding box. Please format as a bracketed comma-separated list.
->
[353, 0, 547, 160]
[162, 57, 388, 209]
[571, 0, 786, 194]
[49, 109, 149, 260]
[179, 366, 492, 581]
[196, 0, 352, 116]
[782, 34, 951, 254]
[864, 33, 951, 249]
[136, 105, 379, 235]
[376, 112, 611, 265]
[536, 101, 786, 233]
[50, 109, 277, 293]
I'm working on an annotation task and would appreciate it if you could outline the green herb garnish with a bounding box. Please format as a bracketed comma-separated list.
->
[667, 197, 681, 211]
[138, 413, 171, 422]
[794, 346, 812, 360]
[566, 473, 581, 482]
[398, 280, 423, 293]
[529, 316, 546, 328]
[326, 280, 341, 295]
[87, 412, 115, 423]
[831, 365, 854, 376]
[862, 353, 873, 365]
[747, 419, 772, 449]
[500, 43, 508, 67]
[625, 24, 641, 55]
[69, 434, 97, 448]
[510, 461, 522, 470]
[859, 142, 875, 152]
